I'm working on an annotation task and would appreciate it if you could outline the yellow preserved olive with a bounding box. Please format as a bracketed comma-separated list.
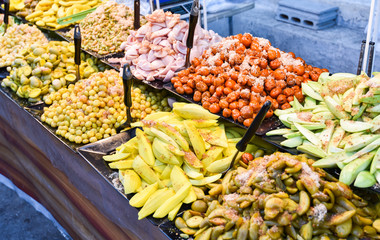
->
[191, 200, 207, 213]
[28, 88, 42, 98]
[64, 74, 76, 82]
[33, 48, 45, 56]
[175, 217, 188, 229]
[186, 216, 203, 229]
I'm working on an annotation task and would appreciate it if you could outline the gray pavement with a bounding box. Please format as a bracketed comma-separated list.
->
[0, 176, 71, 240]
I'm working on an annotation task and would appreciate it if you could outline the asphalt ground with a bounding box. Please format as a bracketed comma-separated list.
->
[0, 174, 71, 240]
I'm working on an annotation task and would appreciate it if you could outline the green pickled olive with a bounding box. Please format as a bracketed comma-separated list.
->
[236, 195, 255, 203]
[322, 202, 334, 211]
[224, 220, 235, 232]
[296, 180, 305, 191]
[265, 197, 285, 209]
[363, 206, 377, 218]
[312, 191, 329, 202]
[319, 235, 331, 240]
[228, 183, 238, 193]
[323, 188, 335, 208]
[373, 219, 380, 233]
[249, 213, 260, 240]
[221, 171, 233, 195]
[183, 211, 192, 221]
[181, 228, 197, 235]
[335, 218, 352, 238]
[191, 200, 207, 213]
[239, 160, 248, 169]
[351, 198, 368, 208]
[328, 210, 356, 225]
[221, 230, 233, 239]
[271, 159, 286, 170]
[285, 158, 297, 167]
[313, 199, 321, 206]
[199, 217, 211, 229]
[175, 217, 188, 229]
[209, 218, 227, 226]
[240, 201, 251, 209]
[271, 192, 289, 199]
[254, 149, 264, 158]
[275, 175, 287, 191]
[283, 198, 298, 212]
[351, 224, 364, 238]
[353, 214, 373, 226]
[186, 216, 204, 229]
[240, 186, 253, 195]
[312, 229, 332, 235]
[210, 226, 224, 240]
[205, 200, 219, 216]
[285, 162, 302, 173]
[264, 221, 279, 226]
[356, 208, 369, 217]
[193, 187, 206, 200]
[336, 197, 356, 211]
[301, 178, 319, 195]
[300, 221, 313, 240]
[194, 226, 207, 237]
[235, 217, 244, 228]
[237, 221, 249, 240]
[259, 224, 268, 236]
[208, 208, 225, 219]
[286, 186, 298, 194]
[180, 233, 189, 239]
[285, 225, 297, 239]
[264, 208, 280, 220]
[332, 205, 347, 213]
[363, 225, 377, 235]
[267, 225, 283, 239]
[281, 173, 291, 180]
[283, 177, 294, 186]
[277, 211, 292, 226]
[297, 191, 310, 216]
[209, 185, 222, 196]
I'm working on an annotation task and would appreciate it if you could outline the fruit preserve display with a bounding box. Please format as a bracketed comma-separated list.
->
[171, 33, 328, 127]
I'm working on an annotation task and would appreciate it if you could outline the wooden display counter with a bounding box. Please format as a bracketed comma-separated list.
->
[0, 89, 168, 239]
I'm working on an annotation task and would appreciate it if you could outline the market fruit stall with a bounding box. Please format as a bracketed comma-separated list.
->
[1, 1, 380, 240]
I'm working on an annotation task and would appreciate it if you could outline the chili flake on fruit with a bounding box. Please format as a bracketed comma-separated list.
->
[171, 33, 328, 126]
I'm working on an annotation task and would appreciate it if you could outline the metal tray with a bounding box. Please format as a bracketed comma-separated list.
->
[77, 128, 172, 227]
[163, 82, 282, 135]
